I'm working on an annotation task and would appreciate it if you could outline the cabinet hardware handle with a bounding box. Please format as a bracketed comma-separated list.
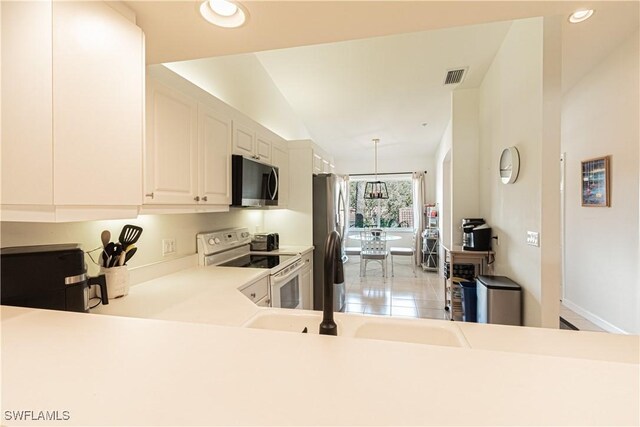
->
[194, 196, 200, 202]
[145, 192, 154, 199]
[250, 292, 256, 298]
[202, 196, 208, 202]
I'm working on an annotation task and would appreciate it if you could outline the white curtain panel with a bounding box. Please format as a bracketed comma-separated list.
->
[412, 172, 426, 264]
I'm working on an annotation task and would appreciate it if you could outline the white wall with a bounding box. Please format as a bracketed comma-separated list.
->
[561, 31, 640, 334]
[0, 210, 264, 277]
[164, 54, 310, 141]
[477, 17, 561, 327]
[451, 89, 480, 246]
[435, 119, 452, 261]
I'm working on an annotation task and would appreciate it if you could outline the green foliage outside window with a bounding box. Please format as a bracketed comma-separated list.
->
[348, 178, 413, 229]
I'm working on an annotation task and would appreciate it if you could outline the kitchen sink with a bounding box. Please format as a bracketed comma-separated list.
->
[243, 310, 469, 347]
[352, 321, 468, 347]
[243, 311, 326, 334]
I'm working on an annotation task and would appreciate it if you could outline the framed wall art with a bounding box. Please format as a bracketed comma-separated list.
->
[581, 156, 610, 207]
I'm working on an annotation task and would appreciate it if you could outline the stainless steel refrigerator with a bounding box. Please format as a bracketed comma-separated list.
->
[312, 173, 347, 311]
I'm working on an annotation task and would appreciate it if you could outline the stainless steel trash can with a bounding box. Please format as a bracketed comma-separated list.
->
[476, 275, 522, 326]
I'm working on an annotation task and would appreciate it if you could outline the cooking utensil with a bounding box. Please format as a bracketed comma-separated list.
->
[109, 244, 123, 268]
[100, 230, 111, 248]
[102, 242, 116, 268]
[118, 225, 143, 251]
[123, 245, 137, 265]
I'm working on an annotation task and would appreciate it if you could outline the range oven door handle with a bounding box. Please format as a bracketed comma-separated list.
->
[271, 262, 303, 287]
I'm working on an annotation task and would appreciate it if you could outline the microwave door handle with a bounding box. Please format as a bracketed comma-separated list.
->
[266, 171, 273, 200]
[270, 167, 278, 200]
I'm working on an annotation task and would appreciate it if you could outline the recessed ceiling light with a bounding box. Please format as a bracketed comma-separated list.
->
[200, 0, 247, 28]
[568, 9, 594, 24]
[210, 0, 237, 17]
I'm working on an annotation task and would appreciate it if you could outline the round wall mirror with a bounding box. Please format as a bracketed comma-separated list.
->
[499, 146, 520, 184]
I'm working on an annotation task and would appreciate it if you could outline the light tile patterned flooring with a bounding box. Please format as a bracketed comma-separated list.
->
[344, 255, 609, 332]
[343, 255, 446, 320]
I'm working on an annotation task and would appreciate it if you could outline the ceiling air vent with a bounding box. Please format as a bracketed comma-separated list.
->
[444, 67, 468, 85]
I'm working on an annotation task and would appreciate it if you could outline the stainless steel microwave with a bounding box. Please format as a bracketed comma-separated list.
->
[231, 155, 279, 207]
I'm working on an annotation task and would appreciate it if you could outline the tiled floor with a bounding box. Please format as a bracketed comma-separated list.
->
[560, 304, 606, 332]
[343, 255, 447, 320]
[344, 255, 609, 332]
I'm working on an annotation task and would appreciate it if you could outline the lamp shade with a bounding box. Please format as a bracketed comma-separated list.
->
[364, 180, 389, 199]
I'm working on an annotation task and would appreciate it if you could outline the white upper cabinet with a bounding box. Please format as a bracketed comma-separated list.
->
[52, 1, 143, 207]
[198, 104, 231, 206]
[233, 122, 271, 163]
[145, 79, 199, 204]
[270, 140, 289, 208]
[255, 133, 272, 163]
[1, 1, 144, 221]
[233, 122, 255, 157]
[144, 75, 231, 209]
[1, 1, 53, 206]
[312, 148, 334, 175]
[313, 153, 323, 174]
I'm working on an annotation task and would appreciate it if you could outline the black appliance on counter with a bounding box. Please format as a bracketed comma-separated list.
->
[250, 233, 279, 252]
[231, 155, 279, 207]
[462, 218, 492, 251]
[0, 244, 108, 312]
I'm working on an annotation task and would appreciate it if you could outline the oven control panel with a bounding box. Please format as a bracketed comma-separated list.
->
[196, 228, 252, 261]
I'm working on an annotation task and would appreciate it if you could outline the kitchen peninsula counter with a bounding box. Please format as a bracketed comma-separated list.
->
[2, 305, 638, 426]
[4, 253, 639, 425]
[91, 265, 270, 326]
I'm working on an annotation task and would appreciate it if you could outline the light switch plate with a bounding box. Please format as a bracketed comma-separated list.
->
[526, 231, 539, 247]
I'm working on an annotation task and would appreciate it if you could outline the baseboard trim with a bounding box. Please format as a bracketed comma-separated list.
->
[562, 299, 629, 334]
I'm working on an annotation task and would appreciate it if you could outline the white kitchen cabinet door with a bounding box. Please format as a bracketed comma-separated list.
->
[52, 1, 143, 206]
[271, 142, 289, 208]
[312, 153, 323, 174]
[232, 122, 255, 158]
[198, 104, 231, 205]
[322, 159, 331, 173]
[145, 79, 198, 204]
[255, 133, 272, 163]
[1, 1, 53, 206]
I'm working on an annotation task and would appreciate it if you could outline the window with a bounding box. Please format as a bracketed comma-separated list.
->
[348, 174, 413, 230]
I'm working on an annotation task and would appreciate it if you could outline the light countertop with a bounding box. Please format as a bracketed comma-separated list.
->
[91, 266, 268, 326]
[2, 305, 638, 426]
[3, 247, 639, 426]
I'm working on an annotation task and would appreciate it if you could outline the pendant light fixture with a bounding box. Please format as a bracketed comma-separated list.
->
[364, 139, 389, 199]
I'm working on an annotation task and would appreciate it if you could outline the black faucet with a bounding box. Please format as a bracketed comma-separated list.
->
[319, 231, 344, 336]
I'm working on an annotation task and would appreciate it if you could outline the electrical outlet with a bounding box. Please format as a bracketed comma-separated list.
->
[162, 238, 176, 256]
[526, 231, 539, 247]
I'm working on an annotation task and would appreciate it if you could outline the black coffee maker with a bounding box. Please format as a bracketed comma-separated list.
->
[462, 219, 492, 251]
[1, 244, 108, 312]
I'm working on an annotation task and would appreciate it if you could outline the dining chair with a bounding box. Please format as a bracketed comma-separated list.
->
[390, 231, 417, 277]
[360, 229, 389, 278]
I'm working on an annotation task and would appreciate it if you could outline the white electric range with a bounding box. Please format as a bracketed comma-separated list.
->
[196, 228, 304, 309]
